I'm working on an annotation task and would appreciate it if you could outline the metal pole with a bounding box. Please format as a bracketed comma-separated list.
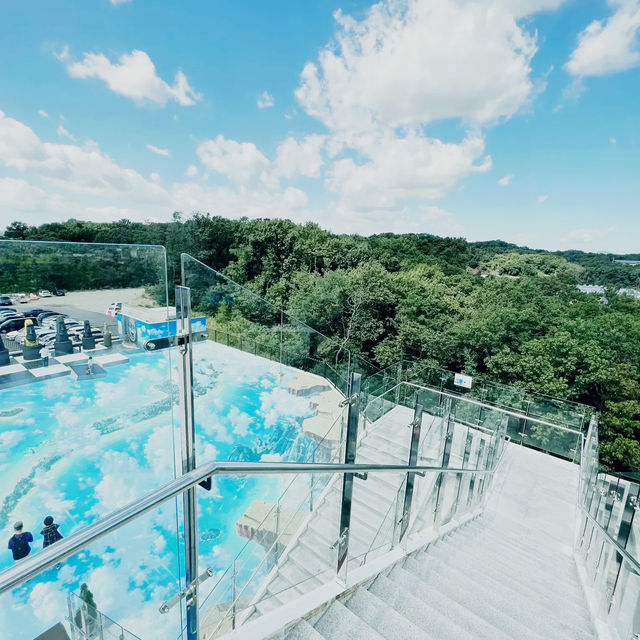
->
[176, 285, 199, 640]
[231, 560, 237, 630]
[337, 372, 361, 575]
[400, 402, 423, 541]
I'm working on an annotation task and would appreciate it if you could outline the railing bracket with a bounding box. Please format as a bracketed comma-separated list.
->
[159, 567, 214, 614]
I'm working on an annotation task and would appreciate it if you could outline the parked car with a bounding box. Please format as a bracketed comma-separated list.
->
[42, 316, 76, 329]
[0, 318, 27, 333]
[53, 289, 66, 297]
[38, 290, 52, 298]
[106, 302, 123, 317]
[23, 308, 49, 319]
[0, 296, 12, 306]
[68, 327, 103, 340]
[0, 309, 20, 318]
[28, 293, 39, 302]
[37, 311, 63, 324]
[16, 294, 29, 304]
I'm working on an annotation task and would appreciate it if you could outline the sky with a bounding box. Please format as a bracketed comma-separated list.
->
[0, 0, 639, 253]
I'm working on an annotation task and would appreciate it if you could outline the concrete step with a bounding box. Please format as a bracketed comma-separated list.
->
[404, 556, 593, 640]
[344, 587, 427, 640]
[368, 574, 479, 640]
[314, 599, 386, 640]
[285, 620, 325, 640]
[388, 564, 546, 640]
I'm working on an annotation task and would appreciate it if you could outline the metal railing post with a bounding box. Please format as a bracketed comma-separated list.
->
[231, 560, 237, 630]
[175, 285, 200, 640]
[399, 402, 423, 541]
[337, 372, 361, 575]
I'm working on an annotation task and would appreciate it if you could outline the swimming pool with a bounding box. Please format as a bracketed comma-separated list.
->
[0, 341, 336, 639]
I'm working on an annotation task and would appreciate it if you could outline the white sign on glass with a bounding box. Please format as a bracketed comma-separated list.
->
[454, 373, 473, 389]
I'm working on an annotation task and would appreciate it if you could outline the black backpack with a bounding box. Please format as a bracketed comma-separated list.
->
[11, 534, 29, 560]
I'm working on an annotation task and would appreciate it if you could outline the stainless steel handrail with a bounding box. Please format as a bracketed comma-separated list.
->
[579, 506, 640, 575]
[0, 460, 497, 595]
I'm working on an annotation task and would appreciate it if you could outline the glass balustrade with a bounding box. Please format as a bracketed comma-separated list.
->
[576, 415, 640, 640]
[0, 240, 186, 638]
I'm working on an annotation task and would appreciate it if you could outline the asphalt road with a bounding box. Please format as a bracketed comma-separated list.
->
[3, 288, 152, 331]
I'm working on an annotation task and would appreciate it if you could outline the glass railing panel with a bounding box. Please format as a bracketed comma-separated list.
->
[0, 240, 184, 629]
[609, 560, 640, 640]
[195, 400, 347, 638]
[1, 502, 183, 640]
[347, 472, 405, 570]
[524, 423, 582, 461]
[198, 471, 341, 637]
[181, 253, 352, 397]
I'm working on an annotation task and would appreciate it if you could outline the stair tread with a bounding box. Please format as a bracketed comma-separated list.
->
[314, 600, 386, 640]
[421, 554, 592, 631]
[388, 564, 547, 640]
[403, 557, 594, 640]
[368, 575, 483, 640]
[345, 587, 428, 640]
[286, 620, 325, 640]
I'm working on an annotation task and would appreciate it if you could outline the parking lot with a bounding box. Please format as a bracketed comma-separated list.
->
[1, 287, 155, 350]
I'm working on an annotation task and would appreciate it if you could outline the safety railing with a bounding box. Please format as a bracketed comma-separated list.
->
[201, 382, 509, 638]
[364, 360, 590, 432]
[363, 378, 583, 462]
[576, 415, 640, 640]
[68, 591, 142, 640]
[0, 462, 498, 595]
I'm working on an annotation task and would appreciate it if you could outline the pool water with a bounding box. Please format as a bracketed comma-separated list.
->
[0, 341, 327, 639]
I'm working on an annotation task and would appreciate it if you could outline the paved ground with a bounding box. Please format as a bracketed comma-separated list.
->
[6, 288, 154, 331]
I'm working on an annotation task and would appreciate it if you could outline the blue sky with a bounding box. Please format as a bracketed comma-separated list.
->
[0, 0, 639, 252]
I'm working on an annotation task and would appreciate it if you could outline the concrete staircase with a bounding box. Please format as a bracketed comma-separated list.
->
[242, 405, 491, 621]
[285, 443, 597, 640]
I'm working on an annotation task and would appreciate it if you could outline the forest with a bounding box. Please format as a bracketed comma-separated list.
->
[2, 215, 639, 472]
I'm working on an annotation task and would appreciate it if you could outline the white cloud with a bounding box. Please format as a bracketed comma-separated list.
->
[57, 124, 76, 141]
[110, 0, 132, 4]
[257, 91, 275, 109]
[610, 137, 617, 144]
[0, 110, 167, 205]
[64, 49, 201, 106]
[196, 135, 270, 183]
[262, 135, 326, 187]
[170, 182, 310, 222]
[28, 582, 67, 624]
[537, 194, 549, 203]
[53, 45, 69, 62]
[292, 0, 552, 222]
[296, 0, 540, 132]
[0, 178, 66, 215]
[227, 406, 253, 437]
[38, 109, 48, 118]
[564, 226, 617, 244]
[325, 132, 491, 212]
[146, 143, 170, 156]
[498, 173, 514, 186]
[186, 164, 198, 177]
[566, 0, 640, 77]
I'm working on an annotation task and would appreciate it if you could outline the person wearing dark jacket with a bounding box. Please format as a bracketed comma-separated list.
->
[8, 521, 33, 561]
[41, 516, 63, 548]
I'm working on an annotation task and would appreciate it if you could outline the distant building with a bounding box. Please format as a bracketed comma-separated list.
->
[613, 259, 640, 266]
[577, 285, 605, 295]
